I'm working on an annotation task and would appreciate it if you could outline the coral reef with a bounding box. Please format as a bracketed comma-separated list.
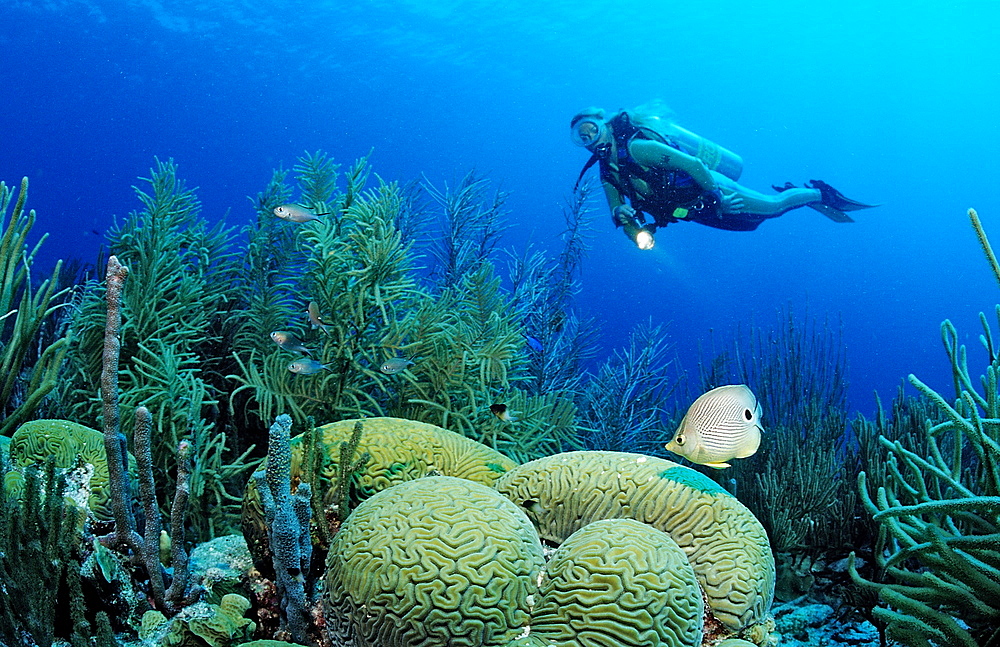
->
[241, 416, 517, 571]
[325, 476, 545, 647]
[229, 152, 588, 463]
[850, 315, 1000, 646]
[846, 210, 1000, 647]
[58, 160, 257, 542]
[495, 450, 775, 633]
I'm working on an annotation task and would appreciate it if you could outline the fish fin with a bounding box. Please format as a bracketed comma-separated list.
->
[703, 461, 731, 469]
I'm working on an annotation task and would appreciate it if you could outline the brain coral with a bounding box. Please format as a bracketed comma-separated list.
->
[495, 451, 774, 631]
[325, 476, 545, 647]
[291, 416, 517, 498]
[7, 419, 136, 522]
[243, 417, 517, 566]
[530, 518, 704, 647]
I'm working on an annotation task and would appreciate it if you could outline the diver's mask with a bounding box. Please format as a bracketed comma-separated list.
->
[570, 117, 607, 149]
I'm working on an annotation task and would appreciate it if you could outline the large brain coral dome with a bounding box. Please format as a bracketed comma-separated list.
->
[495, 450, 775, 631]
[530, 518, 704, 647]
[325, 475, 545, 647]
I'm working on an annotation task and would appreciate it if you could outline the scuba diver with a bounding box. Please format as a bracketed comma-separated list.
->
[571, 105, 878, 249]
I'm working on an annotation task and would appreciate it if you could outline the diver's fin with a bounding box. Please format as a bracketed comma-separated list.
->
[807, 179, 879, 211]
[809, 203, 855, 223]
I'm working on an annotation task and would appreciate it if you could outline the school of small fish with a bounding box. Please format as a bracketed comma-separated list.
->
[665, 384, 764, 469]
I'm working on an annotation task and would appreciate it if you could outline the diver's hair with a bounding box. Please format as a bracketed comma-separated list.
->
[631, 99, 677, 125]
[572, 101, 678, 133]
[570, 106, 606, 128]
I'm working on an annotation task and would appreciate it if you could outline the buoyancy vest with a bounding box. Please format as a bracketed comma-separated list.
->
[607, 113, 717, 226]
[576, 112, 721, 227]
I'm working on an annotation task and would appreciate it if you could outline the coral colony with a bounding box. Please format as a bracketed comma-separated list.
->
[1, 161, 998, 646]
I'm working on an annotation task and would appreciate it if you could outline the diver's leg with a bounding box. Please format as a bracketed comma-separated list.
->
[716, 176, 820, 216]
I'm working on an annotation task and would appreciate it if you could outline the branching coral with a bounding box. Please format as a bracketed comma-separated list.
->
[847, 210, 1000, 646]
[231, 153, 587, 461]
[0, 452, 126, 647]
[59, 159, 257, 541]
[700, 307, 855, 555]
[505, 180, 600, 399]
[849, 314, 1000, 646]
[578, 318, 681, 454]
[0, 177, 71, 436]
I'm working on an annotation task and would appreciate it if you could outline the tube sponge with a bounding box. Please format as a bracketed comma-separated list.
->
[495, 451, 774, 631]
[325, 476, 545, 647]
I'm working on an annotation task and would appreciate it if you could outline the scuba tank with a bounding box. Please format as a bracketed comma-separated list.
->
[649, 119, 744, 181]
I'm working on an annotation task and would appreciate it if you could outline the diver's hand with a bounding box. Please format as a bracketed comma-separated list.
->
[612, 204, 637, 225]
[721, 192, 745, 214]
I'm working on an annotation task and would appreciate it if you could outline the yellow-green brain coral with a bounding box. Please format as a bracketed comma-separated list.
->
[7, 419, 137, 522]
[325, 476, 545, 647]
[291, 416, 518, 497]
[243, 417, 517, 565]
[495, 451, 775, 631]
[530, 518, 704, 647]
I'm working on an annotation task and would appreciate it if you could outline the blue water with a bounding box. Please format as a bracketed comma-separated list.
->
[4, 0, 999, 416]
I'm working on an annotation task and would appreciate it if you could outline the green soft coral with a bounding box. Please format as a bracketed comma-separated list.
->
[496, 450, 775, 632]
[325, 476, 545, 647]
[0, 177, 70, 436]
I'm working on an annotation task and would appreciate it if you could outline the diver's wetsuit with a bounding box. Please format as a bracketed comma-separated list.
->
[599, 113, 776, 232]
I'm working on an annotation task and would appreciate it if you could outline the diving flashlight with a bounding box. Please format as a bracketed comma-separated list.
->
[620, 214, 655, 250]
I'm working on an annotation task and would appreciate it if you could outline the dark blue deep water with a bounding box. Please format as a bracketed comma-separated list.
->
[4, 1, 999, 416]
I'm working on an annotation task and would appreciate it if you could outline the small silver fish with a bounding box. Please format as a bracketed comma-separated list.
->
[270, 331, 312, 355]
[665, 384, 764, 469]
[288, 359, 330, 375]
[307, 301, 330, 334]
[380, 357, 414, 375]
[274, 204, 326, 223]
[490, 403, 517, 422]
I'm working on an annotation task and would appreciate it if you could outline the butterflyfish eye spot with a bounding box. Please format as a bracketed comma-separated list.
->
[744, 408, 753, 420]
